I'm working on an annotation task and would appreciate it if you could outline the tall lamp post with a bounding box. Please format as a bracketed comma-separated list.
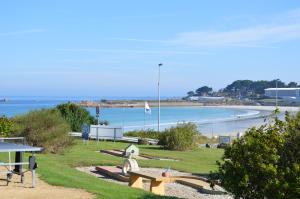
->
[158, 63, 163, 132]
[276, 79, 279, 108]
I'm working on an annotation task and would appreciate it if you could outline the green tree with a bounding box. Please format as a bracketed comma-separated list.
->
[250, 80, 270, 94]
[212, 112, 300, 199]
[269, 79, 285, 88]
[223, 79, 289, 97]
[277, 112, 300, 198]
[56, 102, 95, 131]
[187, 91, 195, 97]
[196, 86, 213, 96]
[287, 81, 299, 88]
[225, 80, 253, 92]
[0, 115, 13, 137]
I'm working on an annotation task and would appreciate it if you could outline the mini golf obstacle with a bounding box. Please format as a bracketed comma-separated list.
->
[95, 166, 129, 182]
[0, 137, 42, 187]
[100, 144, 178, 161]
[95, 144, 226, 195]
[127, 171, 226, 195]
[96, 146, 140, 182]
[95, 160, 139, 182]
[95, 165, 226, 195]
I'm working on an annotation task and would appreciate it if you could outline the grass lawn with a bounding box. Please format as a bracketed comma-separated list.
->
[2, 140, 224, 199]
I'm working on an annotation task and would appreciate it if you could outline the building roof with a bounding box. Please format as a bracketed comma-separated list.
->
[265, 88, 300, 91]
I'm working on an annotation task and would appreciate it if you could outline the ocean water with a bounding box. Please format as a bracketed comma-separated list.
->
[0, 98, 269, 136]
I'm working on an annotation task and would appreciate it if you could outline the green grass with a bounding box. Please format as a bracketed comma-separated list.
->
[1, 140, 223, 199]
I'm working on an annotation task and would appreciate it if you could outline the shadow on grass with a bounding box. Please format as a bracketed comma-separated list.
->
[139, 146, 164, 150]
[191, 173, 210, 178]
[142, 194, 180, 199]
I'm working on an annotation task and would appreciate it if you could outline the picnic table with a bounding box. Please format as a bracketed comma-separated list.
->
[0, 138, 42, 187]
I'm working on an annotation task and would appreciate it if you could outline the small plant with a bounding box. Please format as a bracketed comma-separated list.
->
[99, 120, 109, 125]
[88, 116, 109, 126]
[0, 115, 13, 137]
[159, 123, 199, 151]
[138, 138, 149, 145]
[216, 143, 229, 149]
[124, 129, 160, 139]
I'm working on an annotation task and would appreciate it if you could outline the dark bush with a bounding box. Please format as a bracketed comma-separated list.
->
[138, 138, 149, 145]
[0, 115, 13, 137]
[158, 123, 199, 151]
[88, 116, 109, 126]
[216, 143, 229, 149]
[13, 109, 73, 153]
[56, 102, 95, 131]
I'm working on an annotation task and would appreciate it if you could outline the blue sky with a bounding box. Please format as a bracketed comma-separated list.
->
[1, 0, 300, 97]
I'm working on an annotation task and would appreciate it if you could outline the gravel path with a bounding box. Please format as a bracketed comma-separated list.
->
[77, 167, 233, 199]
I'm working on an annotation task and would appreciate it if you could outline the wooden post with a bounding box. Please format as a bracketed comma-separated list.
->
[129, 175, 143, 189]
[150, 180, 165, 195]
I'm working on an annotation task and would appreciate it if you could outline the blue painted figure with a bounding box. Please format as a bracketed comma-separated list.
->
[81, 124, 90, 140]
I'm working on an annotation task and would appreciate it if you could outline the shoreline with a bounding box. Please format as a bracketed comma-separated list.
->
[79, 100, 299, 112]
[203, 105, 299, 112]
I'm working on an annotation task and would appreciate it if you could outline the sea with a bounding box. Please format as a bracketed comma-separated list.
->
[0, 96, 271, 137]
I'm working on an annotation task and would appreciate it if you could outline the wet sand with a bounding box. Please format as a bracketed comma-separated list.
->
[205, 105, 299, 112]
[199, 105, 299, 137]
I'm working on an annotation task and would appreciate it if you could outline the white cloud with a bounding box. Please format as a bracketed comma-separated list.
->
[0, 29, 46, 36]
[171, 23, 300, 48]
[170, 8, 300, 48]
[112, 8, 300, 48]
[56, 48, 210, 55]
[112, 37, 167, 43]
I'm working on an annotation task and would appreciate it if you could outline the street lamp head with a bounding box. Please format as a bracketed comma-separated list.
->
[158, 63, 163, 67]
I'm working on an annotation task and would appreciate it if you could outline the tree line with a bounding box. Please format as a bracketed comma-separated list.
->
[187, 79, 300, 98]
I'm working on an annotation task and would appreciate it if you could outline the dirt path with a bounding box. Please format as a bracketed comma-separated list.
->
[0, 168, 93, 199]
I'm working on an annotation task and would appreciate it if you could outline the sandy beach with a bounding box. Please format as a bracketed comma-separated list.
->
[194, 105, 299, 136]
[79, 100, 300, 113]
[204, 105, 299, 112]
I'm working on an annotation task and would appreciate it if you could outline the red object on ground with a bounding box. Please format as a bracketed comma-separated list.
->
[162, 172, 171, 177]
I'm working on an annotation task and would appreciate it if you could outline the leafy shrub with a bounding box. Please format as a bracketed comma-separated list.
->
[0, 115, 13, 137]
[89, 116, 109, 126]
[195, 134, 219, 144]
[138, 138, 149, 145]
[159, 123, 199, 151]
[212, 111, 300, 199]
[13, 109, 73, 153]
[56, 102, 95, 131]
[216, 143, 229, 149]
[278, 112, 300, 198]
[124, 129, 160, 139]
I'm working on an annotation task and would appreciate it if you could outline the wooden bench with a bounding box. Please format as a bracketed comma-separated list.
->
[127, 171, 167, 195]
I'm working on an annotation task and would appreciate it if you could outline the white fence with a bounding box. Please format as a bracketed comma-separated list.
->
[89, 125, 123, 141]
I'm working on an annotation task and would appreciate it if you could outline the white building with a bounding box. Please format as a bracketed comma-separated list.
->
[188, 96, 200, 101]
[264, 88, 300, 100]
[188, 96, 225, 102]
